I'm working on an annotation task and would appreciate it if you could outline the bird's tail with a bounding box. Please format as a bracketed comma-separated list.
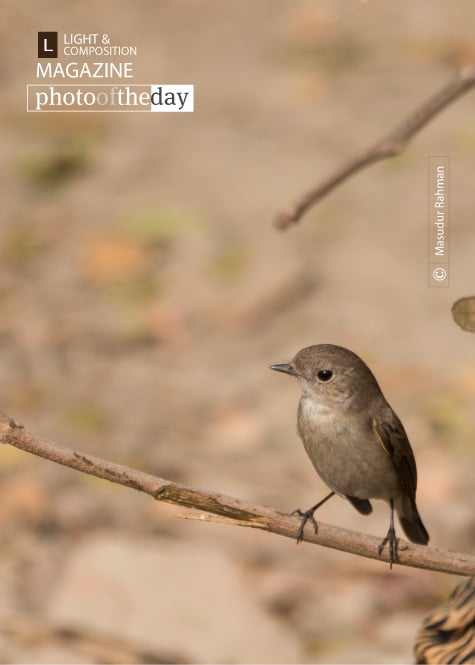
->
[396, 495, 429, 545]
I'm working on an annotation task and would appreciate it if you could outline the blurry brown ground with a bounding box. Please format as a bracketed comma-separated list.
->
[0, 1, 474, 663]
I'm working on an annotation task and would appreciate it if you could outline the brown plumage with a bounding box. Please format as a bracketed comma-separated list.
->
[270, 344, 429, 566]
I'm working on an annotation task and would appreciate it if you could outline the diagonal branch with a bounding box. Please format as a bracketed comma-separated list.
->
[1, 411, 473, 576]
[276, 64, 475, 230]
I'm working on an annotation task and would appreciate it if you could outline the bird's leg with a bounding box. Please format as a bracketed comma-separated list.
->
[292, 491, 335, 544]
[378, 499, 398, 568]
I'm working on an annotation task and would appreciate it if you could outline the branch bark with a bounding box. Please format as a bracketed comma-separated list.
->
[276, 64, 475, 230]
[1, 412, 473, 576]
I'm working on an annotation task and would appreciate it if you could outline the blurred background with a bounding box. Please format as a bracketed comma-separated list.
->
[1, 1, 474, 662]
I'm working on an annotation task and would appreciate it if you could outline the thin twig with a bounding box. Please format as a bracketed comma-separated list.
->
[276, 65, 475, 230]
[0, 412, 473, 576]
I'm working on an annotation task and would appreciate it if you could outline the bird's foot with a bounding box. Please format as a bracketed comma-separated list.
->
[378, 525, 399, 569]
[291, 507, 318, 544]
[291, 492, 335, 544]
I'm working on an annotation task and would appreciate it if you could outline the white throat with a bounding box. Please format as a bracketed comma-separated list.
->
[299, 393, 333, 420]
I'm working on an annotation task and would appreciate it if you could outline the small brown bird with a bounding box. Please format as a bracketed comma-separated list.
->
[270, 344, 429, 566]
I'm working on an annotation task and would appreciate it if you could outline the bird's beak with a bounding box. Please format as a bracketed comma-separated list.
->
[270, 363, 298, 376]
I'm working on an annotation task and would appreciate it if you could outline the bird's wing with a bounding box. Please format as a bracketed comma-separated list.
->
[371, 409, 418, 500]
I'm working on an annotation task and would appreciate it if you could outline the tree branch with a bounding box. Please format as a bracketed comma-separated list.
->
[1, 412, 473, 576]
[275, 64, 475, 230]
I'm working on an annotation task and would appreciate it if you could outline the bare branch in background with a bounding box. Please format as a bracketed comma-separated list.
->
[276, 65, 475, 230]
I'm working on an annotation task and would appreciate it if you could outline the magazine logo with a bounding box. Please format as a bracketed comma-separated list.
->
[27, 84, 194, 112]
[38, 32, 58, 58]
[29, 31, 194, 113]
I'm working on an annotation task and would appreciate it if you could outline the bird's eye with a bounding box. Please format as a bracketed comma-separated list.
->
[317, 370, 333, 382]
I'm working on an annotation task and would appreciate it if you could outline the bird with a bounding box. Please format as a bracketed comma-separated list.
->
[270, 343, 429, 566]
[414, 576, 475, 663]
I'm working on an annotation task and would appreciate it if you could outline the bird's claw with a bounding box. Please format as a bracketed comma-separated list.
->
[292, 507, 318, 544]
[378, 526, 399, 569]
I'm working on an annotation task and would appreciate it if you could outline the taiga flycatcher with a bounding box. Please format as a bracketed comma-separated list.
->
[271, 344, 429, 566]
